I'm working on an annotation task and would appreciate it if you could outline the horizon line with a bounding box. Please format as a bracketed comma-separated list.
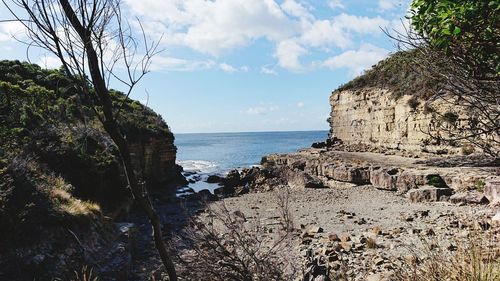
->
[174, 129, 329, 135]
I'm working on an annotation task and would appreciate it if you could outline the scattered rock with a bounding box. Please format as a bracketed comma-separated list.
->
[492, 212, 500, 225]
[328, 233, 340, 242]
[373, 257, 385, 266]
[307, 226, 324, 235]
[340, 233, 351, 242]
[372, 226, 382, 236]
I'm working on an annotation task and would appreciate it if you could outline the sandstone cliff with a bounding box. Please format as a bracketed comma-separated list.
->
[328, 51, 469, 155]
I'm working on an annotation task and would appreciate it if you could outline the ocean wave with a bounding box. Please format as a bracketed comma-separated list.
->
[177, 160, 219, 174]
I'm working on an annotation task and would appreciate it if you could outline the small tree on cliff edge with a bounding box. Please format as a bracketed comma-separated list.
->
[387, 0, 499, 157]
[2, 0, 177, 279]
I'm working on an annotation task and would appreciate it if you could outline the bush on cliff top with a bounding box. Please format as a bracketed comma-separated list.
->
[336, 50, 443, 99]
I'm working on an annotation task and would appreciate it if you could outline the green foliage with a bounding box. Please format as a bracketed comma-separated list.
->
[336, 50, 442, 99]
[474, 179, 486, 191]
[410, 0, 500, 75]
[0, 60, 174, 249]
[426, 175, 448, 188]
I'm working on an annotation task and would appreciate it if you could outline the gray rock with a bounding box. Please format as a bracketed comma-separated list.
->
[407, 186, 454, 202]
[484, 177, 500, 204]
[327, 165, 370, 185]
[370, 167, 400, 190]
[449, 191, 489, 205]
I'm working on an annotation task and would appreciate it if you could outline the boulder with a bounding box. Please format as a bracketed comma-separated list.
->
[450, 191, 489, 205]
[370, 167, 400, 190]
[198, 189, 217, 201]
[325, 164, 370, 185]
[224, 170, 242, 187]
[286, 169, 325, 188]
[213, 185, 235, 196]
[311, 141, 327, 149]
[206, 175, 223, 183]
[396, 171, 447, 193]
[484, 177, 500, 204]
[407, 186, 454, 203]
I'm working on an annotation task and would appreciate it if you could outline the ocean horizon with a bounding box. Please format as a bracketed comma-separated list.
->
[175, 130, 328, 172]
[175, 130, 328, 192]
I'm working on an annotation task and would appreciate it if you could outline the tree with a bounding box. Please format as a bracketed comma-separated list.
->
[2, 0, 177, 279]
[410, 0, 499, 76]
[387, 0, 499, 157]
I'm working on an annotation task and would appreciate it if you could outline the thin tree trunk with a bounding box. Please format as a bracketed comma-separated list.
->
[105, 125, 178, 281]
[58, 1, 178, 279]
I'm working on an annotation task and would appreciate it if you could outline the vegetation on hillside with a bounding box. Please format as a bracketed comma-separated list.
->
[336, 50, 442, 99]
[0, 60, 174, 263]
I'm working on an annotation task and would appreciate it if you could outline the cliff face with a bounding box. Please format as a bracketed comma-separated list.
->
[129, 136, 184, 188]
[328, 51, 467, 154]
[329, 88, 458, 153]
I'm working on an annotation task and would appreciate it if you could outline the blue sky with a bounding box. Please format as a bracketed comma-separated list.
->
[0, 0, 410, 133]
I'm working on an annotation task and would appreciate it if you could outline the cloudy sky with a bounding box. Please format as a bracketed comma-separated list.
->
[0, 0, 410, 133]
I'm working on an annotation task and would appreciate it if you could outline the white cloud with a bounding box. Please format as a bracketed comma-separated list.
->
[245, 105, 279, 115]
[281, 0, 313, 21]
[125, 0, 298, 56]
[327, 0, 344, 10]
[334, 14, 389, 34]
[219, 63, 249, 73]
[300, 19, 351, 49]
[246, 107, 267, 115]
[149, 56, 215, 71]
[123, 0, 398, 73]
[274, 39, 307, 71]
[297, 101, 304, 108]
[378, 0, 402, 11]
[323, 43, 390, 76]
[219, 63, 238, 73]
[260, 65, 278, 75]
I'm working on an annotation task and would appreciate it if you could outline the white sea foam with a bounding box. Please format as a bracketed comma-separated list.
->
[177, 160, 218, 174]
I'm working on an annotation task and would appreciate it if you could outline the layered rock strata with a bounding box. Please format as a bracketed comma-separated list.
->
[328, 88, 465, 154]
[260, 149, 499, 203]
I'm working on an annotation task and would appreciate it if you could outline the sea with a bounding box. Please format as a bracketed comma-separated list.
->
[175, 130, 328, 193]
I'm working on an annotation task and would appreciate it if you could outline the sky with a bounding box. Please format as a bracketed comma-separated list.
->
[0, 0, 410, 133]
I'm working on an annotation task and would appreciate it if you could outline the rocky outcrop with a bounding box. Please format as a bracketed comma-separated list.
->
[259, 149, 499, 203]
[328, 88, 465, 154]
[129, 135, 184, 189]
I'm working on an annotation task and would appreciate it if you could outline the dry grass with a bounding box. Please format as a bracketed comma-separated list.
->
[46, 176, 101, 218]
[71, 266, 98, 281]
[393, 227, 500, 281]
[366, 237, 377, 249]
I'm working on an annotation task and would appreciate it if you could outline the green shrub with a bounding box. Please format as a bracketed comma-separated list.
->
[426, 175, 448, 188]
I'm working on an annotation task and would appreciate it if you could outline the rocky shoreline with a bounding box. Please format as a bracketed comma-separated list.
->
[167, 144, 499, 280]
